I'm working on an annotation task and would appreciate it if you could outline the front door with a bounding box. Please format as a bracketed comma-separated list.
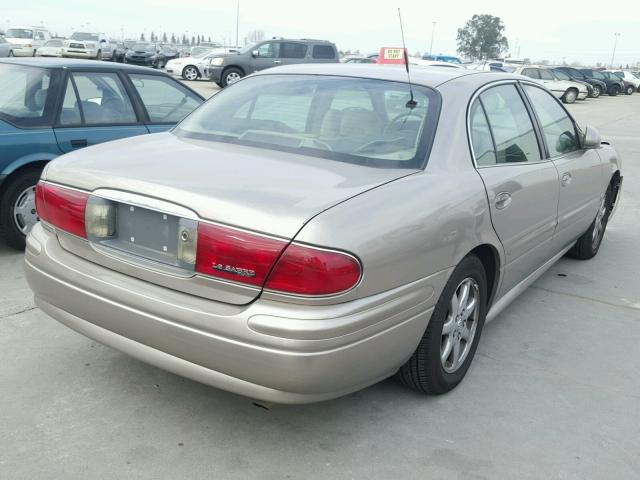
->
[521, 84, 603, 253]
[470, 83, 559, 296]
[249, 41, 282, 74]
[53, 71, 148, 153]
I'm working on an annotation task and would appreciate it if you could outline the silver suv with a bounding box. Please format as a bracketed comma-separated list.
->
[204, 38, 338, 87]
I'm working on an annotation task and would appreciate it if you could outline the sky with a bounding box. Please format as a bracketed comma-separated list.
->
[4, 0, 639, 66]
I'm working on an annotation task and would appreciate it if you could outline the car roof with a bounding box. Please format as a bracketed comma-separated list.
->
[253, 63, 507, 89]
[0, 57, 164, 73]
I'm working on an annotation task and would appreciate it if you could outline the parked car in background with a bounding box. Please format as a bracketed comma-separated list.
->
[165, 49, 216, 80]
[421, 54, 462, 64]
[515, 66, 588, 103]
[203, 38, 339, 87]
[162, 45, 179, 61]
[410, 58, 464, 69]
[0, 58, 204, 249]
[0, 36, 14, 58]
[579, 69, 623, 96]
[189, 46, 213, 57]
[23, 65, 621, 404]
[343, 57, 376, 64]
[611, 70, 640, 92]
[113, 42, 127, 62]
[466, 61, 516, 72]
[62, 32, 115, 60]
[36, 39, 65, 57]
[4, 26, 50, 57]
[555, 66, 607, 98]
[124, 43, 166, 68]
[552, 68, 594, 98]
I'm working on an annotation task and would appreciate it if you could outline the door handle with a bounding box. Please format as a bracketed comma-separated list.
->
[494, 192, 512, 210]
[561, 172, 572, 186]
[70, 139, 88, 148]
[273, 60, 281, 64]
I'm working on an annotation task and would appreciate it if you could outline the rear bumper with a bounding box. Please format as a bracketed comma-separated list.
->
[10, 47, 36, 56]
[24, 223, 436, 403]
[578, 91, 589, 100]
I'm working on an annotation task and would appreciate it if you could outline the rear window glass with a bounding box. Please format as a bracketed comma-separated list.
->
[175, 75, 441, 169]
[312, 45, 336, 59]
[0, 64, 52, 127]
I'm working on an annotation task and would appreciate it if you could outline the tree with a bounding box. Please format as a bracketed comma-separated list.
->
[197, 35, 201, 45]
[208, 36, 212, 43]
[162, 32, 167, 43]
[171, 33, 176, 44]
[243, 29, 265, 45]
[456, 14, 508, 60]
[140, 32, 145, 41]
[191, 36, 195, 46]
[181, 34, 187, 45]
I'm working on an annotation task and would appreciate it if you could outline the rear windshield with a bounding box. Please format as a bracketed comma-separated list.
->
[174, 75, 441, 169]
[7, 28, 33, 39]
[71, 32, 100, 41]
[0, 64, 52, 127]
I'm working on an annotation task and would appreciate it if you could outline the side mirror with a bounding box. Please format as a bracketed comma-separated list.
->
[251, 49, 259, 57]
[582, 125, 601, 149]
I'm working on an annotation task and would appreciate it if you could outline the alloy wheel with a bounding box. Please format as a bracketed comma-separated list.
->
[592, 195, 608, 249]
[184, 66, 198, 80]
[13, 185, 38, 235]
[225, 71, 241, 85]
[441, 278, 480, 373]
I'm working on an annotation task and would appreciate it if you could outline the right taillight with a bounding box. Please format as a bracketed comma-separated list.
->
[265, 244, 361, 296]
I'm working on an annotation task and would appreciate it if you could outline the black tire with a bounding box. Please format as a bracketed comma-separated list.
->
[95, 49, 101, 60]
[625, 85, 634, 95]
[9, 50, 14, 57]
[221, 67, 244, 87]
[0, 169, 43, 250]
[592, 85, 601, 98]
[396, 254, 488, 395]
[609, 85, 619, 96]
[562, 88, 578, 104]
[567, 186, 613, 260]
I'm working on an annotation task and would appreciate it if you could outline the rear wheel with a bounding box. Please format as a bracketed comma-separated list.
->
[592, 85, 602, 98]
[625, 84, 634, 95]
[609, 85, 620, 96]
[567, 186, 613, 260]
[0, 169, 42, 250]
[562, 88, 578, 104]
[396, 254, 487, 394]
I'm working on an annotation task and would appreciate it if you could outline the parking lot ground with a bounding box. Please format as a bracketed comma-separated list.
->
[1, 94, 639, 479]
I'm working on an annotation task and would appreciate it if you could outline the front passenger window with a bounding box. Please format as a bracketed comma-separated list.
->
[480, 85, 541, 164]
[523, 85, 580, 157]
[256, 42, 279, 58]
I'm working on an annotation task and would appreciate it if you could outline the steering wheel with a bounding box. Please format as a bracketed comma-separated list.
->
[384, 111, 424, 136]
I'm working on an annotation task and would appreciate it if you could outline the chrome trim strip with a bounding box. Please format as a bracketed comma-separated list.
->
[91, 188, 199, 220]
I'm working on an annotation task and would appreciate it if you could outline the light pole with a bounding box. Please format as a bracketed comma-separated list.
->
[235, 0, 240, 47]
[610, 32, 620, 68]
[429, 22, 436, 55]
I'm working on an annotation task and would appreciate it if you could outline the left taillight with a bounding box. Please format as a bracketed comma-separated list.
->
[35, 182, 89, 238]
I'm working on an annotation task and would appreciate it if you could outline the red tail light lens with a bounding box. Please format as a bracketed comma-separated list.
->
[265, 244, 361, 296]
[36, 182, 89, 238]
[195, 222, 287, 286]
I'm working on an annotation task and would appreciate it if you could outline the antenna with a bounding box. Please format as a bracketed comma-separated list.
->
[398, 8, 417, 109]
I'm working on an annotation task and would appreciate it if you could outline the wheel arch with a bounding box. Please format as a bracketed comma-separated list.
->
[222, 65, 246, 76]
[1, 160, 49, 192]
[182, 64, 200, 78]
[467, 244, 501, 309]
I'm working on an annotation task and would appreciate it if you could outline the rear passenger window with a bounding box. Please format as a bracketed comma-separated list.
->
[538, 69, 554, 80]
[523, 85, 580, 157]
[469, 100, 497, 166]
[59, 79, 81, 125]
[129, 74, 201, 123]
[521, 69, 539, 79]
[312, 45, 336, 59]
[280, 42, 307, 59]
[71, 72, 137, 124]
[480, 85, 541, 164]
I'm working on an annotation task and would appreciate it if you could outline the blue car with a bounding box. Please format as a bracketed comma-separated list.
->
[0, 58, 204, 248]
[421, 54, 462, 64]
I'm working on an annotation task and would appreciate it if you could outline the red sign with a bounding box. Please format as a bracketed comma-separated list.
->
[377, 47, 408, 64]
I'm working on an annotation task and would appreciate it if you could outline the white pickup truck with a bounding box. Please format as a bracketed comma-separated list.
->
[62, 32, 116, 60]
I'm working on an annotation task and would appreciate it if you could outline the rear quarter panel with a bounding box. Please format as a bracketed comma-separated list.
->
[0, 123, 61, 177]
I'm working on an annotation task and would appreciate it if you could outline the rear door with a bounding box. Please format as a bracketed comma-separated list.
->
[471, 83, 559, 295]
[278, 41, 308, 66]
[126, 73, 203, 133]
[53, 70, 148, 153]
[311, 44, 338, 63]
[521, 83, 602, 253]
